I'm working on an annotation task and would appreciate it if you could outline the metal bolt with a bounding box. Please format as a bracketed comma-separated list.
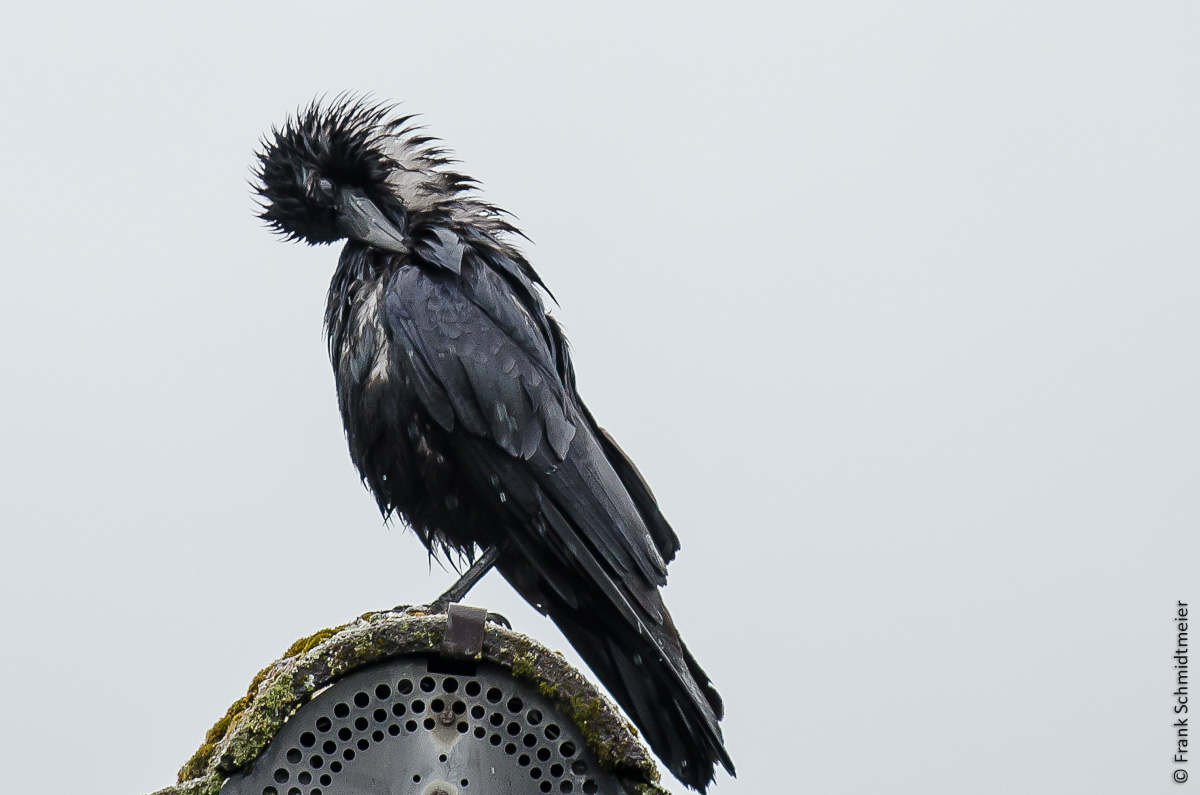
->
[439, 706, 455, 726]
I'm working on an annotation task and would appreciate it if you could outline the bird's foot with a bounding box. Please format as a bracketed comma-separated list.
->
[400, 596, 452, 616]
[393, 599, 511, 628]
[483, 611, 512, 629]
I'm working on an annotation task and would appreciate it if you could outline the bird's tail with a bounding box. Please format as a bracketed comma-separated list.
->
[546, 597, 735, 791]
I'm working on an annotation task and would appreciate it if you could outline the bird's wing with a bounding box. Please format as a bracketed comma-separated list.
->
[386, 233, 730, 787]
[547, 317, 682, 565]
[382, 239, 668, 588]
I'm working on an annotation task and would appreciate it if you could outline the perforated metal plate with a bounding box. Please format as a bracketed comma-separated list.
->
[220, 656, 623, 795]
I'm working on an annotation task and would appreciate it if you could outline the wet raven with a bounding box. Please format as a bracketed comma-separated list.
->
[254, 97, 734, 790]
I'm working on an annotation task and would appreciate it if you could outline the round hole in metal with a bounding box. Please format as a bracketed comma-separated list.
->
[226, 658, 623, 795]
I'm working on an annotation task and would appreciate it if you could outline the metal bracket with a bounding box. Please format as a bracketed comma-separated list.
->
[442, 602, 488, 658]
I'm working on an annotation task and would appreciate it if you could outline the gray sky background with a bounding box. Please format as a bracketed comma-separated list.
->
[1, 2, 1196, 793]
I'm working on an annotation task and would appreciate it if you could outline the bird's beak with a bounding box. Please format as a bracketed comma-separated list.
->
[336, 187, 409, 255]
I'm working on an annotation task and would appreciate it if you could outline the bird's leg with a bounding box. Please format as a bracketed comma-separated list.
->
[435, 545, 501, 606]
[402, 545, 511, 627]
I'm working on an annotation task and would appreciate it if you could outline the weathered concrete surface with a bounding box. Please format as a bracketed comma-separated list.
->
[147, 608, 668, 795]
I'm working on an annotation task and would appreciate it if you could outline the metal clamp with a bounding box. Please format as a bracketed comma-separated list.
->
[442, 602, 488, 658]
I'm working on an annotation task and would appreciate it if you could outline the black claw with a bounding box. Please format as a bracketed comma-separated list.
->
[485, 612, 512, 629]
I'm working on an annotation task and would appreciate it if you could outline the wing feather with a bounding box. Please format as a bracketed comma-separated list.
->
[383, 234, 669, 589]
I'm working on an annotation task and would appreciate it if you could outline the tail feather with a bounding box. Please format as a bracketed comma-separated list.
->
[463, 429, 735, 789]
[681, 638, 726, 722]
[533, 586, 734, 791]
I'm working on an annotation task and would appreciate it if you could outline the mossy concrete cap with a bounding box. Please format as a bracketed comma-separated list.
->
[148, 608, 668, 795]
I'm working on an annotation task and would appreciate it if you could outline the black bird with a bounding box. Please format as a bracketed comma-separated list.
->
[254, 97, 734, 790]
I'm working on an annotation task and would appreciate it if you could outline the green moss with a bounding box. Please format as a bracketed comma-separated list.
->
[165, 610, 659, 795]
[176, 661, 271, 783]
[282, 624, 344, 658]
[326, 623, 417, 678]
[222, 670, 299, 769]
[497, 636, 654, 782]
[177, 625, 344, 783]
[510, 649, 538, 678]
[625, 783, 672, 795]
[151, 772, 222, 795]
[568, 692, 620, 767]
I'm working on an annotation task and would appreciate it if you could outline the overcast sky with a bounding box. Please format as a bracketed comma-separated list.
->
[1, 2, 1197, 794]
